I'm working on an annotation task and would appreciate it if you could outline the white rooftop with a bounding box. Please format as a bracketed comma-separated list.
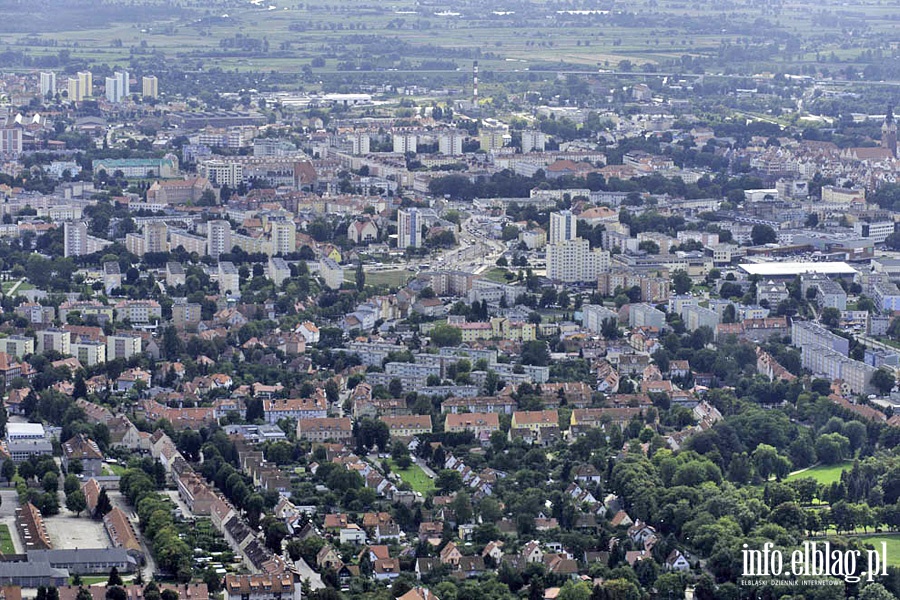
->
[7, 422, 46, 439]
[738, 262, 858, 277]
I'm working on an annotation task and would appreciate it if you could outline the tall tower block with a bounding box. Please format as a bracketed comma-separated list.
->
[882, 105, 897, 158]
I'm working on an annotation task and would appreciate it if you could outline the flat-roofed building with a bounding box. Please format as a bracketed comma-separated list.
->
[0, 335, 34, 359]
[106, 334, 142, 361]
[218, 261, 240, 296]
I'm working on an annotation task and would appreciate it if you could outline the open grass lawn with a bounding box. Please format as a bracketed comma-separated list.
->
[350, 269, 414, 289]
[481, 268, 515, 284]
[1, 280, 32, 294]
[0, 524, 14, 554]
[69, 576, 108, 586]
[388, 460, 435, 495]
[102, 462, 127, 476]
[857, 535, 900, 567]
[785, 462, 852, 486]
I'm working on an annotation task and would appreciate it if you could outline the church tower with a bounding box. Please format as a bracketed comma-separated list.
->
[882, 105, 897, 157]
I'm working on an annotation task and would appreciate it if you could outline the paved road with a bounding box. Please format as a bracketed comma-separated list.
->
[0, 490, 17, 518]
[414, 457, 436, 479]
[0, 490, 22, 554]
[858, 333, 898, 355]
[293, 557, 325, 590]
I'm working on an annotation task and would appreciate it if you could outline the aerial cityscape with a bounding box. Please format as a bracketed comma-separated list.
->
[0, 0, 898, 599]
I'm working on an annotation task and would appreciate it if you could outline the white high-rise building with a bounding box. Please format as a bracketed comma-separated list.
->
[39, 72, 56, 97]
[438, 130, 464, 156]
[546, 238, 610, 283]
[105, 77, 123, 103]
[142, 75, 159, 99]
[350, 132, 370, 155]
[581, 304, 619, 333]
[218, 261, 240, 296]
[67, 78, 83, 102]
[393, 133, 417, 154]
[549, 210, 577, 245]
[77, 71, 92, 97]
[198, 160, 243, 187]
[479, 119, 508, 151]
[397, 208, 422, 249]
[106, 71, 129, 103]
[522, 130, 547, 153]
[270, 220, 296, 256]
[0, 127, 22, 155]
[207, 220, 233, 259]
[64, 221, 88, 257]
[117, 71, 130, 97]
[144, 222, 168, 254]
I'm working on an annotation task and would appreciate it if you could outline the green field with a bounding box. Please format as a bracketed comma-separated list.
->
[785, 462, 853, 486]
[6, 0, 894, 74]
[1, 280, 32, 295]
[389, 460, 435, 495]
[69, 576, 109, 586]
[103, 462, 127, 476]
[481, 268, 515, 284]
[857, 535, 900, 567]
[348, 269, 414, 289]
[0, 524, 14, 554]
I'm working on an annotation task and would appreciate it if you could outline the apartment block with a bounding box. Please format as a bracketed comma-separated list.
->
[106, 334, 142, 361]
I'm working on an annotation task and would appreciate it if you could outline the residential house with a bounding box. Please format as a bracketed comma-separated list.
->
[521, 540, 544, 564]
[340, 524, 367, 545]
[297, 417, 353, 443]
[223, 574, 299, 600]
[418, 522, 444, 544]
[103, 507, 143, 560]
[61, 434, 104, 477]
[510, 410, 559, 444]
[380, 415, 432, 438]
[374, 558, 401, 582]
[263, 394, 327, 424]
[316, 545, 342, 571]
[444, 412, 499, 440]
[666, 550, 690, 572]
[440, 542, 463, 566]
[398, 588, 440, 600]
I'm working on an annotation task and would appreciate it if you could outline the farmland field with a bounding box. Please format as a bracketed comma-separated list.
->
[0, 0, 895, 91]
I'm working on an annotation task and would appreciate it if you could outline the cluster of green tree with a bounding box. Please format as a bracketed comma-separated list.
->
[121, 464, 193, 581]
[196, 429, 276, 527]
[313, 461, 378, 513]
[13, 454, 60, 515]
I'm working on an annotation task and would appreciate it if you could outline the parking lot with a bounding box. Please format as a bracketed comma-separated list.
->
[44, 513, 109, 549]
